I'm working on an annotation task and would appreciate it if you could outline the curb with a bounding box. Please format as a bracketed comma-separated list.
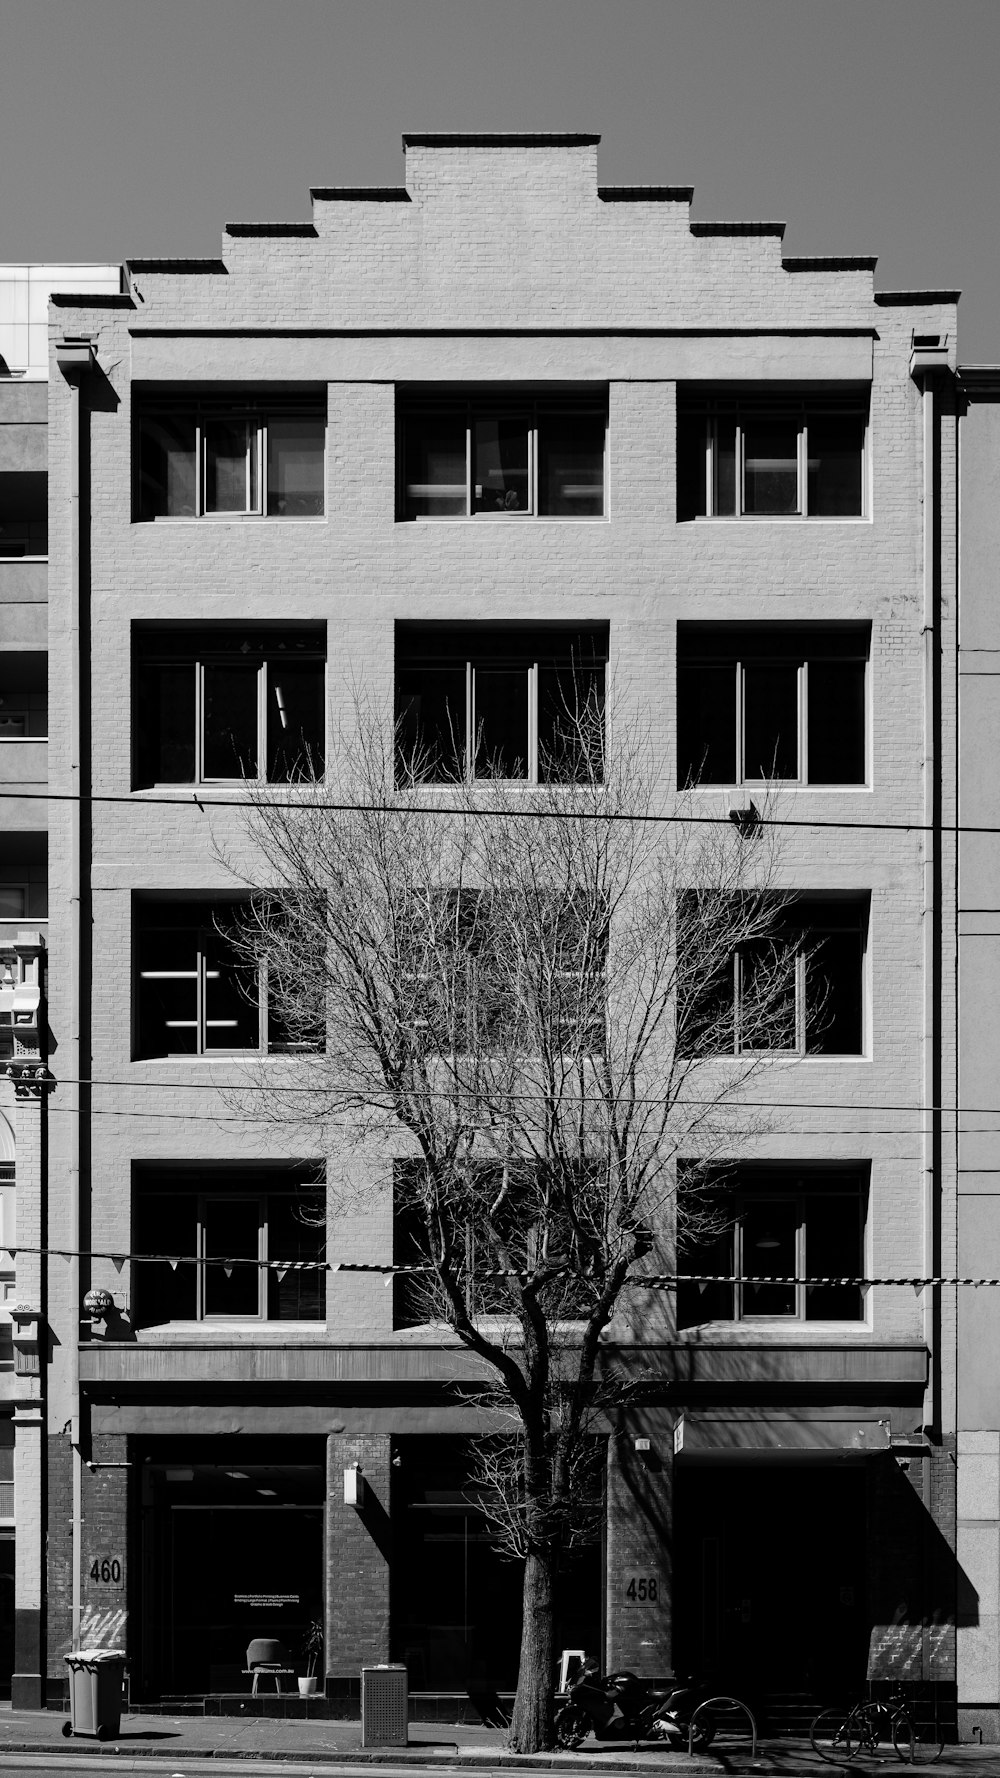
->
[0, 1745, 724, 1771]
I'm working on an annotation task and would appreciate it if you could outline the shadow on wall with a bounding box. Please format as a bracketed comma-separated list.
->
[868, 1451, 977, 1682]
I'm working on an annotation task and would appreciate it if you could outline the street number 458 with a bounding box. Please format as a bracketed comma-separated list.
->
[624, 1576, 658, 1602]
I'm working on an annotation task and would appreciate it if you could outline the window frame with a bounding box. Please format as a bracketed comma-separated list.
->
[678, 390, 869, 521]
[394, 623, 609, 787]
[677, 1167, 869, 1326]
[133, 1169, 326, 1326]
[677, 626, 870, 790]
[132, 627, 327, 789]
[133, 898, 308, 1060]
[397, 393, 608, 522]
[734, 896, 868, 1059]
[135, 394, 327, 522]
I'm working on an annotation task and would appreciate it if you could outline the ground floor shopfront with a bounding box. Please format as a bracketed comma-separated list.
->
[40, 1344, 959, 1714]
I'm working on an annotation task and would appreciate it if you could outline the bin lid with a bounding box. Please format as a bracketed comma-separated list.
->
[64, 1648, 126, 1665]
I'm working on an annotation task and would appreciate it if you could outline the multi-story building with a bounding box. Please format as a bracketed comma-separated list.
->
[0, 261, 125, 1705]
[957, 368, 1000, 1742]
[0, 137, 968, 1726]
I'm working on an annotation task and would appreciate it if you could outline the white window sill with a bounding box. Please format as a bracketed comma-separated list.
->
[685, 515, 870, 526]
[135, 1321, 328, 1344]
[130, 783, 324, 799]
[137, 515, 327, 525]
[407, 515, 608, 525]
[674, 1320, 873, 1342]
[684, 781, 872, 794]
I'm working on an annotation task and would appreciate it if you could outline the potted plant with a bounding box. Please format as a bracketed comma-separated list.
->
[298, 1617, 323, 1697]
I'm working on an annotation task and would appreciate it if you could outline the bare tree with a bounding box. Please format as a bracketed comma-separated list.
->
[225, 694, 795, 1753]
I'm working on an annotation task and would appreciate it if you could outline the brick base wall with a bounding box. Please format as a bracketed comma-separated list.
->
[324, 1434, 391, 1680]
[605, 1433, 672, 1678]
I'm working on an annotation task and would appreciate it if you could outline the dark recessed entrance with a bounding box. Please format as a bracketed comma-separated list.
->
[392, 1437, 601, 1695]
[674, 1462, 870, 1698]
[138, 1439, 324, 1698]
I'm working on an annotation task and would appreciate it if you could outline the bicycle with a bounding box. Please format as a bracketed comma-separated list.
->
[811, 1692, 945, 1765]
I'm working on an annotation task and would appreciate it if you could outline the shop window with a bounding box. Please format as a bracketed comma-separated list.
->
[133, 628, 325, 787]
[677, 1167, 867, 1325]
[680, 894, 867, 1058]
[133, 1169, 325, 1325]
[0, 472, 47, 557]
[395, 623, 608, 785]
[134, 899, 310, 1058]
[677, 625, 868, 787]
[398, 393, 606, 519]
[677, 390, 868, 519]
[136, 395, 325, 520]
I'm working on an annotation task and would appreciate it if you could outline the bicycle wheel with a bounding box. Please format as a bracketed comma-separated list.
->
[892, 1708, 945, 1765]
[810, 1706, 863, 1762]
[688, 1707, 715, 1752]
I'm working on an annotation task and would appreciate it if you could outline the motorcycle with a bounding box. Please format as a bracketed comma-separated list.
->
[554, 1657, 716, 1750]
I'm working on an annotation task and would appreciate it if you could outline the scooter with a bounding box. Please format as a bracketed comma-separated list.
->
[554, 1657, 715, 1750]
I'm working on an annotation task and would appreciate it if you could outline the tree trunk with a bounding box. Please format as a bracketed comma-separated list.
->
[508, 1547, 556, 1753]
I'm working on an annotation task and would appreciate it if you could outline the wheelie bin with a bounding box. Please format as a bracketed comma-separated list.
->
[62, 1648, 126, 1740]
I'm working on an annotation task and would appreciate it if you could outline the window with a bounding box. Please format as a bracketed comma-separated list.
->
[677, 390, 868, 519]
[133, 1169, 325, 1325]
[677, 625, 868, 787]
[682, 895, 867, 1058]
[135, 899, 305, 1058]
[395, 624, 608, 785]
[677, 1167, 867, 1325]
[399, 393, 606, 519]
[0, 652, 47, 740]
[401, 887, 605, 1057]
[133, 628, 325, 787]
[393, 1159, 599, 1329]
[0, 473, 47, 557]
[0, 1162, 14, 1316]
[136, 395, 325, 519]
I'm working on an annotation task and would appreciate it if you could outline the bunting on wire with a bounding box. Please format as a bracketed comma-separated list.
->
[4, 1238, 1000, 1291]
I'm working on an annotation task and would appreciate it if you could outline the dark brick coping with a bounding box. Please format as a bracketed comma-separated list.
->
[402, 132, 601, 149]
[875, 289, 961, 304]
[783, 256, 878, 273]
[311, 187, 410, 202]
[599, 186, 693, 203]
[225, 222, 318, 238]
[127, 258, 227, 275]
[690, 220, 786, 238]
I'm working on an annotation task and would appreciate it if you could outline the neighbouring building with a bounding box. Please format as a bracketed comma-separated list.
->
[0, 137, 978, 1729]
[0, 261, 125, 1705]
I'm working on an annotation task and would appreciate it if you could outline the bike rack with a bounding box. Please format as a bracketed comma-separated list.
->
[689, 1695, 758, 1761]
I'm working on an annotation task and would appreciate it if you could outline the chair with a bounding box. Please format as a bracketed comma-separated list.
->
[243, 1637, 295, 1695]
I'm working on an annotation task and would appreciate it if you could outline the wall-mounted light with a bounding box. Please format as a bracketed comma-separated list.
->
[344, 1463, 366, 1509]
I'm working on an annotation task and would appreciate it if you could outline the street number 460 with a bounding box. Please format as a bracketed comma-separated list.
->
[90, 1558, 122, 1584]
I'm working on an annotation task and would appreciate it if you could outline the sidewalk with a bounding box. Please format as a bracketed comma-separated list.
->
[0, 1706, 713, 1768]
[2, 1704, 1000, 1773]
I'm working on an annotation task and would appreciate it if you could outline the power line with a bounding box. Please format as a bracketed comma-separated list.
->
[0, 780, 976, 835]
[11, 1072, 996, 1118]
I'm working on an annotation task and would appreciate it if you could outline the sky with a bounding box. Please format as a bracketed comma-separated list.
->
[1, 0, 999, 359]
